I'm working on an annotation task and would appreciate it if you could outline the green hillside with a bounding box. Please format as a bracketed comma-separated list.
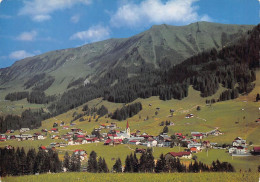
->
[1, 71, 259, 171]
[0, 22, 254, 100]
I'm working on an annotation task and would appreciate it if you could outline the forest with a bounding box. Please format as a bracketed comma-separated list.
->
[0, 147, 236, 177]
[51, 24, 259, 115]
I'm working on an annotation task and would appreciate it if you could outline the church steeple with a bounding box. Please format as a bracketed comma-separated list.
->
[126, 121, 130, 137]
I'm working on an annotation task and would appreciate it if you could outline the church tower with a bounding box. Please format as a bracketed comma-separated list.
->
[126, 120, 130, 138]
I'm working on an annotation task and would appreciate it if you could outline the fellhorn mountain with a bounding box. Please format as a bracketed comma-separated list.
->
[0, 22, 254, 97]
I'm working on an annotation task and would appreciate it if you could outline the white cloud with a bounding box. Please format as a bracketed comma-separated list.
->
[33, 15, 51, 22]
[71, 14, 80, 23]
[70, 25, 110, 43]
[19, 0, 91, 22]
[9, 50, 34, 60]
[110, 0, 210, 28]
[17, 30, 37, 41]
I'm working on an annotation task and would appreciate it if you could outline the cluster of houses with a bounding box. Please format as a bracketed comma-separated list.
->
[0, 132, 46, 141]
[228, 137, 249, 156]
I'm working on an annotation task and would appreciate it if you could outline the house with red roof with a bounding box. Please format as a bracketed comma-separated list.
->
[190, 147, 199, 153]
[192, 133, 203, 140]
[165, 151, 192, 160]
[252, 146, 260, 155]
[51, 128, 58, 132]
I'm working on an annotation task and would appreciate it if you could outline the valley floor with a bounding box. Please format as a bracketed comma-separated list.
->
[2, 172, 259, 182]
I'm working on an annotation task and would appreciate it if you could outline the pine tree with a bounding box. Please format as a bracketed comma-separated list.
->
[87, 151, 98, 173]
[63, 151, 70, 172]
[97, 157, 103, 173]
[113, 158, 122, 172]
[124, 155, 131, 172]
[102, 158, 108, 173]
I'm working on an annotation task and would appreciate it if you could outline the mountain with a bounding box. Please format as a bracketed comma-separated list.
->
[0, 22, 254, 98]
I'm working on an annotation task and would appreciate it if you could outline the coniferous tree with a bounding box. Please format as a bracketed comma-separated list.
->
[113, 158, 122, 173]
[87, 151, 98, 173]
[63, 151, 70, 171]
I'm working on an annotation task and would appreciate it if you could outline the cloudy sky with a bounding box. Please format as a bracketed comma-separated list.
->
[0, 0, 259, 68]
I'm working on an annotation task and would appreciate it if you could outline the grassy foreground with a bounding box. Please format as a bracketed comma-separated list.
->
[2, 172, 259, 182]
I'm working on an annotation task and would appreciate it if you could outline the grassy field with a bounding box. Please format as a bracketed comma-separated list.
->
[0, 72, 259, 173]
[2, 172, 259, 182]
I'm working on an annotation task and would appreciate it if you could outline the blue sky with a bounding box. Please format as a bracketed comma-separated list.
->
[0, 0, 259, 68]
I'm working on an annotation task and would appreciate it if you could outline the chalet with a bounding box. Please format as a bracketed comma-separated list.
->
[10, 135, 16, 140]
[20, 128, 30, 133]
[51, 128, 58, 132]
[74, 140, 82, 145]
[158, 134, 171, 141]
[144, 138, 157, 147]
[71, 128, 82, 133]
[39, 146, 48, 152]
[129, 140, 140, 145]
[202, 141, 211, 148]
[68, 140, 74, 145]
[232, 137, 246, 147]
[255, 118, 260, 123]
[104, 139, 122, 145]
[192, 133, 203, 140]
[104, 139, 113, 145]
[163, 139, 172, 147]
[77, 135, 85, 139]
[234, 146, 248, 155]
[190, 147, 199, 153]
[113, 139, 123, 145]
[165, 151, 192, 160]
[252, 146, 260, 155]
[188, 143, 202, 150]
[0, 136, 6, 142]
[74, 149, 88, 161]
[21, 134, 33, 140]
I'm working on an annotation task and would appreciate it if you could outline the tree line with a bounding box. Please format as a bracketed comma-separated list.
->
[5, 90, 56, 104]
[0, 147, 240, 177]
[0, 147, 61, 177]
[111, 102, 142, 121]
[0, 109, 50, 133]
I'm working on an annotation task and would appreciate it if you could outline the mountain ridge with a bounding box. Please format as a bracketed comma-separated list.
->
[0, 22, 255, 98]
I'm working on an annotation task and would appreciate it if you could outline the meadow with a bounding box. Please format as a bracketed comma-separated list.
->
[0, 72, 259, 174]
[2, 172, 259, 182]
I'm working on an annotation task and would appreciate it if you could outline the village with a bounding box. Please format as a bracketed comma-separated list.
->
[1, 117, 260, 163]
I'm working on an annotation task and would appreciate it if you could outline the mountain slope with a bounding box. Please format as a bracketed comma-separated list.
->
[0, 22, 254, 97]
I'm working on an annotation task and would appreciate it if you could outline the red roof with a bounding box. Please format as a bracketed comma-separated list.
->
[105, 139, 112, 144]
[169, 152, 191, 157]
[256, 119, 260, 122]
[40, 146, 46, 150]
[175, 133, 182, 136]
[51, 128, 58, 131]
[129, 140, 138, 143]
[113, 139, 122, 143]
[77, 135, 85, 138]
[190, 147, 197, 151]
[192, 134, 203, 137]
[236, 146, 244, 149]
[0, 137, 6, 140]
[74, 149, 85, 152]
[253, 147, 260, 152]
